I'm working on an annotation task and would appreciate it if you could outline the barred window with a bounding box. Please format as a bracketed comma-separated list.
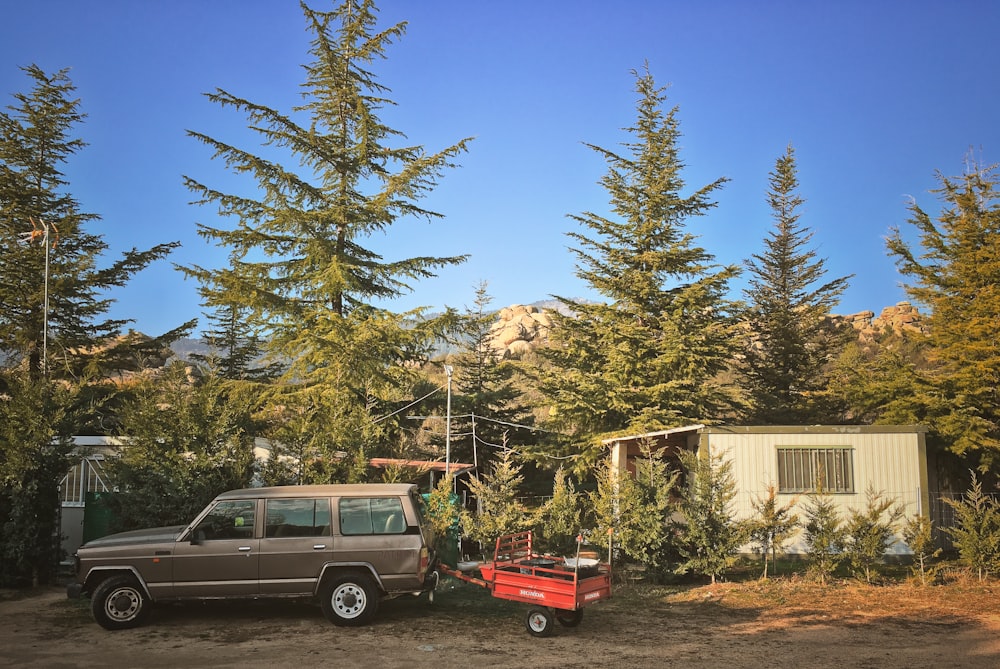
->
[777, 447, 855, 493]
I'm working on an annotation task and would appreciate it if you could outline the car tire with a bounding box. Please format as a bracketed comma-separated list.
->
[320, 573, 379, 626]
[91, 575, 150, 630]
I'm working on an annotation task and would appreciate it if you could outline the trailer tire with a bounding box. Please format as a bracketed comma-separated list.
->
[525, 607, 554, 637]
[555, 609, 583, 627]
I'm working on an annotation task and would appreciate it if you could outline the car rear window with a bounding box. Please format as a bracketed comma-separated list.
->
[339, 497, 406, 535]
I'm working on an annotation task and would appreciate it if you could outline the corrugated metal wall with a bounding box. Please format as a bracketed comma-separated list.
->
[699, 428, 928, 554]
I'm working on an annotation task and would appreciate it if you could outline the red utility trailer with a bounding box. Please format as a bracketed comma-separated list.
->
[438, 531, 612, 637]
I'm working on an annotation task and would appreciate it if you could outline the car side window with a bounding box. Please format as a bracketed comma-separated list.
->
[193, 500, 256, 540]
[339, 497, 406, 535]
[265, 498, 331, 538]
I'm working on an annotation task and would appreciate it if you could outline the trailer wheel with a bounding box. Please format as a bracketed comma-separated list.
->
[525, 607, 554, 637]
[555, 609, 583, 627]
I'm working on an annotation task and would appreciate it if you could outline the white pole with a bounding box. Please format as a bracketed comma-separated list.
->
[444, 365, 453, 475]
[42, 221, 50, 377]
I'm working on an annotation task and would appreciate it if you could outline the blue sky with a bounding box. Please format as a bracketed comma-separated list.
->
[3, 1, 999, 336]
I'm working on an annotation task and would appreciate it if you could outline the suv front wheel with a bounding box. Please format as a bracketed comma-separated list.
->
[320, 573, 378, 626]
[91, 575, 150, 630]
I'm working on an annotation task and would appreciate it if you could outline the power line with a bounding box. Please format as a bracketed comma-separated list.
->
[371, 385, 445, 424]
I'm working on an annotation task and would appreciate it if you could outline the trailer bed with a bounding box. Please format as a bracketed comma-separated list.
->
[439, 531, 612, 636]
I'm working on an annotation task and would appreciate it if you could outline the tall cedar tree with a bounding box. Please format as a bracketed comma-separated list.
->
[181, 1, 471, 479]
[537, 67, 740, 467]
[887, 160, 1000, 472]
[446, 283, 536, 467]
[0, 65, 184, 382]
[741, 145, 851, 423]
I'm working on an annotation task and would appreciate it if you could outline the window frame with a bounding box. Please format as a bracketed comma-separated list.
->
[776, 446, 855, 494]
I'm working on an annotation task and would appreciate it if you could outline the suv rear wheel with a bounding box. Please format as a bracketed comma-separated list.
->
[91, 575, 150, 630]
[320, 574, 378, 626]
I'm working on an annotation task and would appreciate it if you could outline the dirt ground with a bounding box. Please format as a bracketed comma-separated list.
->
[2, 576, 999, 669]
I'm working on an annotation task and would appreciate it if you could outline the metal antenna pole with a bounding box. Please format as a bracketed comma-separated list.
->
[444, 365, 453, 475]
[42, 221, 50, 377]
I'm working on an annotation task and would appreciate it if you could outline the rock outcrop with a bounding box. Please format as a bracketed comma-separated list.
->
[486, 304, 553, 358]
[833, 301, 927, 341]
[486, 301, 928, 358]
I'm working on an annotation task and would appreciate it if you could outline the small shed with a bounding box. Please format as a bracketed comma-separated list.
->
[604, 424, 931, 554]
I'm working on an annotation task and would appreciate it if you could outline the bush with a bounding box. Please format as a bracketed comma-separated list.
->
[533, 468, 585, 556]
[460, 449, 527, 547]
[902, 513, 941, 585]
[674, 449, 747, 584]
[802, 484, 846, 584]
[843, 486, 904, 583]
[747, 483, 800, 579]
[942, 472, 1000, 582]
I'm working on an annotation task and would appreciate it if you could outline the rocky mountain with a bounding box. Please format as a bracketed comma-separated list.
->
[165, 300, 928, 364]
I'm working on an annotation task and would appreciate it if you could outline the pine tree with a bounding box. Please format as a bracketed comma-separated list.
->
[843, 486, 904, 584]
[748, 483, 800, 579]
[191, 303, 282, 381]
[534, 467, 584, 556]
[590, 439, 677, 573]
[181, 1, 471, 478]
[0, 65, 184, 382]
[802, 483, 846, 584]
[740, 145, 852, 424]
[826, 336, 934, 425]
[675, 449, 746, 584]
[460, 447, 527, 547]
[942, 472, 1000, 582]
[886, 159, 1000, 469]
[446, 283, 535, 467]
[537, 66, 739, 466]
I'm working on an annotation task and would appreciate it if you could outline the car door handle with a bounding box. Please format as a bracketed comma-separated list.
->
[313, 544, 327, 550]
[238, 546, 252, 552]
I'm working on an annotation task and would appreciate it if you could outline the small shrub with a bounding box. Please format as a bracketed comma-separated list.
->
[843, 486, 904, 584]
[590, 440, 677, 576]
[802, 483, 845, 584]
[942, 472, 1000, 582]
[460, 448, 527, 546]
[533, 468, 585, 556]
[902, 513, 941, 586]
[748, 484, 800, 579]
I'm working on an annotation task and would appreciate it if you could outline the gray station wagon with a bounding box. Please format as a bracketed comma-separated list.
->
[67, 483, 438, 629]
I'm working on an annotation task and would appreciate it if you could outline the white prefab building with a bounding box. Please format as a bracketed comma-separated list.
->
[604, 425, 931, 555]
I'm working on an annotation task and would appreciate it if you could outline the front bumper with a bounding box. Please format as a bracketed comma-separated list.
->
[66, 582, 83, 599]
